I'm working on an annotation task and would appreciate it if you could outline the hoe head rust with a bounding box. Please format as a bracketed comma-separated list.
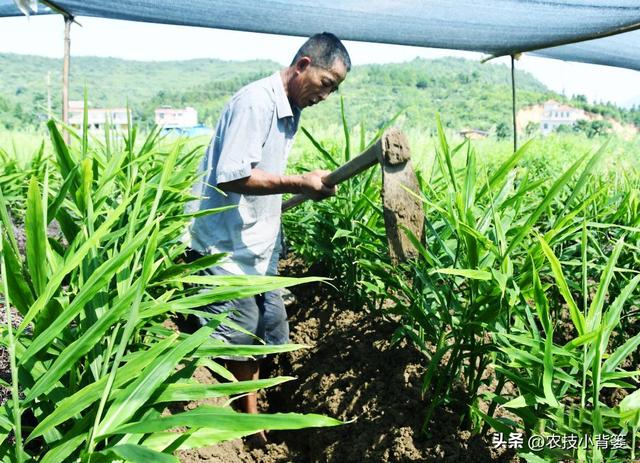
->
[282, 128, 425, 263]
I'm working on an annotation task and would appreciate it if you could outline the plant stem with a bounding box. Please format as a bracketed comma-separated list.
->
[482, 375, 506, 435]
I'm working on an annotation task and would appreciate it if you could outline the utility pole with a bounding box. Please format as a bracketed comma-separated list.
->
[62, 15, 72, 143]
[511, 55, 518, 152]
[46, 71, 52, 120]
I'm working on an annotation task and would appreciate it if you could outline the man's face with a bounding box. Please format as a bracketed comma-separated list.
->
[289, 57, 348, 109]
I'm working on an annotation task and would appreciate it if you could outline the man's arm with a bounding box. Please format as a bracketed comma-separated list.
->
[218, 168, 335, 200]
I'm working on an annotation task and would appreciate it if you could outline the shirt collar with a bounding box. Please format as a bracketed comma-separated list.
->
[271, 71, 297, 120]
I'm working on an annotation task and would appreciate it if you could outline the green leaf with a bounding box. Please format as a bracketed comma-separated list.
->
[331, 229, 353, 241]
[141, 277, 324, 318]
[619, 389, 640, 420]
[40, 433, 87, 463]
[600, 274, 640, 351]
[520, 453, 550, 463]
[25, 176, 47, 296]
[24, 287, 138, 403]
[300, 126, 339, 168]
[54, 207, 80, 244]
[538, 236, 586, 336]
[108, 405, 342, 436]
[471, 406, 513, 435]
[0, 186, 21, 258]
[477, 140, 531, 200]
[46, 166, 78, 225]
[152, 252, 226, 282]
[94, 319, 223, 438]
[435, 113, 457, 192]
[77, 157, 93, 213]
[47, 120, 76, 186]
[557, 139, 608, 220]
[93, 444, 178, 463]
[193, 342, 305, 358]
[563, 330, 599, 350]
[587, 238, 624, 331]
[340, 96, 351, 162]
[151, 377, 295, 403]
[17, 194, 132, 334]
[28, 335, 177, 441]
[22, 221, 155, 363]
[603, 332, 640, 374]
[503, 394, 546, 409]
[542, 329, 560, 408]
[0, 237, 34, 315]
[421, 344, 453, 394]
[432, 268, 492, 280]
[506, 152, 589, 256]
[530, 255, 550, 335]
[462, 146, 476, 212]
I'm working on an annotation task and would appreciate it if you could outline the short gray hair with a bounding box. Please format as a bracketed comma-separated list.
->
[291, 32, 351, 72]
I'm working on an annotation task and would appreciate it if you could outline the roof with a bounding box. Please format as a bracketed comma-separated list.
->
[543, 100, 584, 112]
[1, 1, 639, 71]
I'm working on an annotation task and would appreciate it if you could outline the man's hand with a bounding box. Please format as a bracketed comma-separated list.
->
[299, 169, 336, 200]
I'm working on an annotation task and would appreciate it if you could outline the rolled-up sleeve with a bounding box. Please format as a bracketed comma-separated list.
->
[215, 91, 273, 184]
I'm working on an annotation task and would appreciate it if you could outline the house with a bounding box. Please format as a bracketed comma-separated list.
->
[539, 100, 586, 135]
[459, 128, 489, 140]
[154, 106, 198, 128]
[68, 101, 130, 132]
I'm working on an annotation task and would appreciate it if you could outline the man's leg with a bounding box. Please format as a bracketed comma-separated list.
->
[226, 359, 267, 446]
[226, 359, 260, 414]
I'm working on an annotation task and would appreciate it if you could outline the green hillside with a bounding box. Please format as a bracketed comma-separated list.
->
[1, 53, 638, 133]
[0, 53, 279, 129]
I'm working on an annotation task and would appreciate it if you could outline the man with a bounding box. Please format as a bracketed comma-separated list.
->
[188, 33, 351, 441]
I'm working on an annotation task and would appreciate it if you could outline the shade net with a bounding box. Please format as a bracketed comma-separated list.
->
[1, 0, 639, 71]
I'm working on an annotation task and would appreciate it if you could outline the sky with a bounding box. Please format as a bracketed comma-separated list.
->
[1, 14, 639, 108]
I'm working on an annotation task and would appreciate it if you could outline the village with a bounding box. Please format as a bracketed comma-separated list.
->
[68, 101, 213, 136]
[68, 99, 638, 141]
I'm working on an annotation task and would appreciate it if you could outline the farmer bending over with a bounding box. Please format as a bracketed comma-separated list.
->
[187, 33, 351, 444]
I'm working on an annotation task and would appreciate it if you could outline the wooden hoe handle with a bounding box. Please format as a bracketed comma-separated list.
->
[282, 135, 385, 212]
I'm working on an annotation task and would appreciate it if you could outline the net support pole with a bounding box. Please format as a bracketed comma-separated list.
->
[62, 15, 72, 144]
[511, 55, 518, 152]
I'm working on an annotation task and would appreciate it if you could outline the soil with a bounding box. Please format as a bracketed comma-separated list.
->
[176, 259, 519, 463]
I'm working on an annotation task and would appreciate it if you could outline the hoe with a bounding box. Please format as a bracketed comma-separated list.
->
[282, 128, 424, 262]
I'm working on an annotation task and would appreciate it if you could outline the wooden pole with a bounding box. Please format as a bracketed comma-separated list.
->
[46, 71, 52, 120]
[62, 16, 72, 144]
[511, 55, 518, 152]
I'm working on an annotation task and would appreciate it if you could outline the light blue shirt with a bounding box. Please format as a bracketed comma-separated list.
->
[188, 72, 301, 275]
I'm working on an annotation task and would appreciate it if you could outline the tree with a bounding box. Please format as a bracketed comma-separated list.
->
[588, 120, 612, 137]
[573, 119, 612, 138]
[554, 123, 572, 134]
[574, 94, 588, 104]
[525, 121, 540, 136]
[495, 121, 511, 139]
[573, 119, 589, 134]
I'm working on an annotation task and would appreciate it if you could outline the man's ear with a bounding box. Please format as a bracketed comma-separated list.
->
[295, 56, 312, 73]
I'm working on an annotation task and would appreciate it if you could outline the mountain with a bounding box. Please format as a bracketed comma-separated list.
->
[0, 53, 637, 133]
